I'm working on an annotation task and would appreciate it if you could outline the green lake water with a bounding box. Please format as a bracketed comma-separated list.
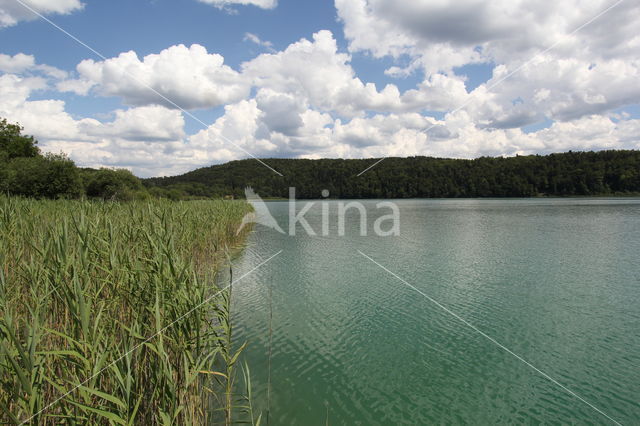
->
[230, 198, 640, 425]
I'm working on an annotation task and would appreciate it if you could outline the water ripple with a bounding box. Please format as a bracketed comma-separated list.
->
[231, 199, 640, 424]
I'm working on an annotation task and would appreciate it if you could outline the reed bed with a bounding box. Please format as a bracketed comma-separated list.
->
[0, 197, 254, 424]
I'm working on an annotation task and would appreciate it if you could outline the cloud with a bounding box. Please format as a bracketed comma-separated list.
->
[110, 33, 472, 125]
[0, 53, 35, 73]
[0, 52, 68, 80]
[255, 88, 304, 136]
[0, 0, 83, 28]
[62, 44, 250, 110]
[243, 32, 274, 51]
[336, 0, 640, 127]
[0, 73, 85, 140]
[56, 77, 93, 95]
[336, 0, 640, 68]
[460, 56, 640, 129]
[243, 30, 408, 117]
[196, 0, 276, 10]
[63, 32, 431, 117]
[84, 106, 186, 142]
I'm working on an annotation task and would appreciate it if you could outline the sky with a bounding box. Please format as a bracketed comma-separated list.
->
[0, 0, 639, 177]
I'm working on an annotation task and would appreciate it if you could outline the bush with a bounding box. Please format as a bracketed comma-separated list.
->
[81, 168, 150, 200]
[5, 153, 82, 198]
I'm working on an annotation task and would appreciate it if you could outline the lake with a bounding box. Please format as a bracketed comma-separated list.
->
[229, 198, 640, 425]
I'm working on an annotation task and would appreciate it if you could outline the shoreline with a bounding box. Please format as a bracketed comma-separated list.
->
[261, 194, 640, 201]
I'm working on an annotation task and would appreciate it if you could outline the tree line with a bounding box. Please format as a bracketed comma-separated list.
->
[145, 151, 640, 199]
[3, 117, 640, 200]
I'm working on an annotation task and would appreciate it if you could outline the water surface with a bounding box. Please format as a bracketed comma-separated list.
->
[230, 198, 640, 424]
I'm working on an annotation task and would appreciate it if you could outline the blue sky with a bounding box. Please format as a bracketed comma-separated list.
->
[0, 0, 638, 176]
[2, 1, 340, 122]
[2, 0, 436, 130]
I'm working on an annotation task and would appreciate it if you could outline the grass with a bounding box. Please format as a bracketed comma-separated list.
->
[0, 196, 256, 424]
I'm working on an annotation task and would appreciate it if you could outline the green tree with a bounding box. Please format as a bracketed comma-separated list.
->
[81, 168, 149, 200]
[0, 118, 84, 198]
[0, 118, 40, 159]
[144, 150, 640, 199]
[6, 153, 82, 198]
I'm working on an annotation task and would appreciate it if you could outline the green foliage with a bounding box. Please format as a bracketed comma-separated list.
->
[4, 153, 83, 199]
[0, 118, 82, 199]
[0, 161, 8, 193]
[80, 168, 149, 201]
[148, 186, 189, 201]
[145, 151, 640, 199]
[0, 118, 39, 160]
[0, 197, 254, 424]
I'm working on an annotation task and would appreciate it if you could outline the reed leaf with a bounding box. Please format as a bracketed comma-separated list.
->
[0, 197, 254, 424]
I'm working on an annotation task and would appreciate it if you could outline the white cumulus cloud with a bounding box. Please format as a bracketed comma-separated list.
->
[243, 30, 408, 117]
[0, 0, 83, 27]
[61, 44, 250, 110]
[336, 0, 640, 127]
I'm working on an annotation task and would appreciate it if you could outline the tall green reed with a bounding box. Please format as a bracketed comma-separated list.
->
[0, 197, 254, 424]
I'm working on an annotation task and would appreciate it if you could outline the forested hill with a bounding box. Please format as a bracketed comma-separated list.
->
[144, 150, 640, 199]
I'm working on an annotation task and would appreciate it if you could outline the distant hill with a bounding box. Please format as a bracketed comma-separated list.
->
[143, 150, 640, 199]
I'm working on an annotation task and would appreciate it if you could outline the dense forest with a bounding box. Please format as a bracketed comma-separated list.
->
[145, 151, 640, 199]
[3, 118, 640, 200]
